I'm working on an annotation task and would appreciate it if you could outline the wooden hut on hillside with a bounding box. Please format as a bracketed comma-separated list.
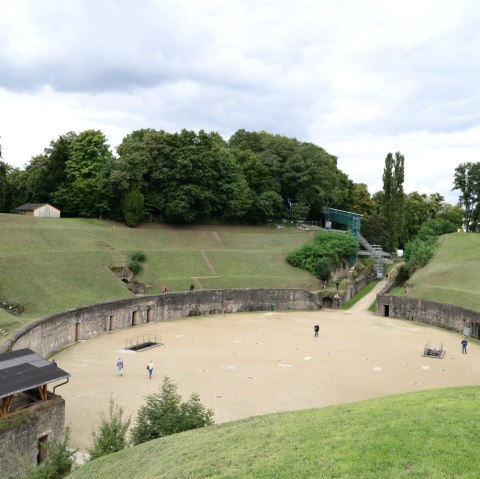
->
[14, 203, 61, 218]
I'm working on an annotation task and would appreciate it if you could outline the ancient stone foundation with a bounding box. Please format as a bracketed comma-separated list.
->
[376, 293, 480, 337]
[0, 397, 65, 478]
[2, 288, 320, 357]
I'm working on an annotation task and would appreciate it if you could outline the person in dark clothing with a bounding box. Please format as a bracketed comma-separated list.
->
[461, 338, 468, 354]
[314, 324, 319, 338]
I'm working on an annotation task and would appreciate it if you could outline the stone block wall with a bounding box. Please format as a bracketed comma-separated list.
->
[2, 288, 320, 357]
[0, 396, 65, 478]
[376, 294, 480, 335]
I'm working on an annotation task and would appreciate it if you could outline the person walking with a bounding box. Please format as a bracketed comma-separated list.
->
[314, 324, 319, 338]
[117, 358, 124, 376]
[147, 360, 154, 379]
[461, 338, 468, 354]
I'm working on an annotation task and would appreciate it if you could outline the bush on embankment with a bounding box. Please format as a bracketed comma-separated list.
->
[69, 386, 480, 479]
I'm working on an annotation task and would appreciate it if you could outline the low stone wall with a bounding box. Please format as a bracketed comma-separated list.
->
[0, 396, 65, 478]
[376, 294, 480, 336]
[2, 289, 320, 357]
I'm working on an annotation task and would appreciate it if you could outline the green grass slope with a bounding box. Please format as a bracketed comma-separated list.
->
[70, 387, 480, 479]
[407, 233, 480, 311]
[0, 215, 320, 327]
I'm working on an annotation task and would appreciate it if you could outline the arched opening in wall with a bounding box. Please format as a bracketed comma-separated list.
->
[322, 297, 333, 308]
[472, 322, 480, 339]
[147, 308, 153, 323]
[383, 305, 390, 317]
[37, 434, 48, 464]
[75, 322, 80, 341]
[132, 311, 139, 326]
[108, 315, 115, 332]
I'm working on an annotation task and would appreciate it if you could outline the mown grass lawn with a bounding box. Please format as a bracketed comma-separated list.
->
[407, 233, 480, 311]
[0, 215, 321, 321]
[69, 386, 480, 479]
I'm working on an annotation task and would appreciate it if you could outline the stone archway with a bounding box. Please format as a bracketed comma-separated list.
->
[322, 296, 333, 308]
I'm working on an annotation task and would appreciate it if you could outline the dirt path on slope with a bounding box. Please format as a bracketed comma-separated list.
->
[54, 282, 480, 451]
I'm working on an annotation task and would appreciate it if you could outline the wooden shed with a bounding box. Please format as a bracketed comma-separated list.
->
[14, 203, 61, 218]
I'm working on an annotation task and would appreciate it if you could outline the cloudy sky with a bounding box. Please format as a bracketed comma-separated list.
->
[1, 0, 479, 203]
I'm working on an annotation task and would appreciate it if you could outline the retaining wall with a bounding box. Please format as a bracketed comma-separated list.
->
[2, 289, 320, 357]
[376, 294, 480, 336]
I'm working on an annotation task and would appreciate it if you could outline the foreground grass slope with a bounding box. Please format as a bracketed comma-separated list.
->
[70, 387, 480, 479]
[407, 233, 480, 311]
[0, 214, 319, 328]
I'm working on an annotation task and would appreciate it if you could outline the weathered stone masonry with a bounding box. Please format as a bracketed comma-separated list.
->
[0, 396, 65, 478]
[2, 288, 320, 357]
[376, 293, 480, 338]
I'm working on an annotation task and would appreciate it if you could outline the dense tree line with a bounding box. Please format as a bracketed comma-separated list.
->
[0, 129, 355, 225]
[0, 133, 465, 246]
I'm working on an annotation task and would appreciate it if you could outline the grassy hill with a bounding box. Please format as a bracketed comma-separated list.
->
[406, 233, 480, 311]
[69, 386, 480, 479]
[0, 214, 320, 332]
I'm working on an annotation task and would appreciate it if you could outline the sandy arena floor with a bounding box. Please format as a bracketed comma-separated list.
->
[53, 281, 480, 451]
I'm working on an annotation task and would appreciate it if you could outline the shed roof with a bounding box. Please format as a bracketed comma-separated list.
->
[0, 348, 70, 399]
[14, 203, 49, 212]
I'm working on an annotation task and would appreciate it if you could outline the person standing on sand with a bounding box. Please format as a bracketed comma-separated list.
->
[314, 324, 319, 338]
[147, 360, 154, 379]
[461, 338, 468, 354]
[117, 358, 124, 376]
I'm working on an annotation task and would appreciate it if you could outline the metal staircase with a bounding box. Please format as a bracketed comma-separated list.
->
[323, 207, 389, 279]
[358, 233, 388, 278]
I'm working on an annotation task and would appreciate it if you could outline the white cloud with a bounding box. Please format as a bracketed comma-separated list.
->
[0, 0, 479, 206]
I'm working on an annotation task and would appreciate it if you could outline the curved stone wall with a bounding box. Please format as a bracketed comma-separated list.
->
[2, 288, 320, 357]
[376, 293, 480, 338]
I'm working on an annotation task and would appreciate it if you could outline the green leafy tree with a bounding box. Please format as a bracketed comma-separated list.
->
[43, 132, 77, 203]
[404, 219, 456, 275]
[426, 193, 444, 219]
[351, 183, 376, 217]
[130, 376, 214, 445]
[88, 398, 131, 460]
[381, 152, 405, 251]
[314, 257, 333, 288]
[123, 188, 144, 227]
[287, 231, 359, 275]
[54, 129, 113, 217]
[453, 162, 480, 231]
[437, 202, 464, 228]
[360, 213, 389, 250]
[0, 160, 6, 212]
[401, 192, 430, 245]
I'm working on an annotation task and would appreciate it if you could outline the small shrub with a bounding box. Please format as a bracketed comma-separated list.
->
[129, 251, 146, 263]
[130, 376, 214, 446]
[88, 398, 131, 460]
[128, 260, 143, 275]
[22, 428, 74, 479]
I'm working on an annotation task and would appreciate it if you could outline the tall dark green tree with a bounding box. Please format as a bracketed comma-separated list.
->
[0, 160, 6, 212]
[123, 188, 145, 227]
[381, 152, 405, 251]
[453, 162, 480, 232]
[54, 129, 113, 217]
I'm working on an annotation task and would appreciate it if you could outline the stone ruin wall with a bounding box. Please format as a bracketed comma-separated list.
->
[375, 293, 480, 334]
[2, 288, 320, 357]
[0, 397, 65, 478]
